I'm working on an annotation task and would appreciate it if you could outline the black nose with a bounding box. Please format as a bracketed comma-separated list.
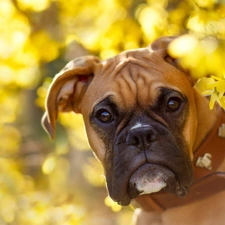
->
[126, 126, 158, 150]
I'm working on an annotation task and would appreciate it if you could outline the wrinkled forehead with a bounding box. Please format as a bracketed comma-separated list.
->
[81, 47, 191, 114]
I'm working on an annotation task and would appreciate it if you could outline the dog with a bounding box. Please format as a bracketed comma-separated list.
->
[42, 36, 225, 225]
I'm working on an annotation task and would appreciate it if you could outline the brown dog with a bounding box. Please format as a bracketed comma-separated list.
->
[42, 36, 225, 225]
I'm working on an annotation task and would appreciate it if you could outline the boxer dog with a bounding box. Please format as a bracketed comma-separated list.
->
[42, 36, 225, 225]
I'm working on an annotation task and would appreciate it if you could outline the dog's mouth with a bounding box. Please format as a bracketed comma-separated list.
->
[106, 124, 193, 206]
[114, 163, 190, 206]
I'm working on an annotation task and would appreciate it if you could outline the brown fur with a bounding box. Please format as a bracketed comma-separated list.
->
[42, 36, 224, 225]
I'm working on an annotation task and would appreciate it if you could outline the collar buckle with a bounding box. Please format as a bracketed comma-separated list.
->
[196, 153, 212, 170]
[218, 123, 225, 138]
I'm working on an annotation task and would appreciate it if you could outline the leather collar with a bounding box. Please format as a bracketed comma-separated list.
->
[135, 107, 225, 212]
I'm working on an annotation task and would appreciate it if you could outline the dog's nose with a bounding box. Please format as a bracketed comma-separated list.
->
[126, 126, 158, 150]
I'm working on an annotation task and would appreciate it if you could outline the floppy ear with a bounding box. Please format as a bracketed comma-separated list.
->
[42, 55, 100, 139]
[151, 36, 177, 51]
[151, 36, 182, 68]
[150, 36, 193, 84]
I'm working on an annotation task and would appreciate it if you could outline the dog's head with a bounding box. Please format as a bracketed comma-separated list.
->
[42, 36, 199, 205]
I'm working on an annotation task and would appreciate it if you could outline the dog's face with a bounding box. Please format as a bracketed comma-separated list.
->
[42, 37, 198, 206]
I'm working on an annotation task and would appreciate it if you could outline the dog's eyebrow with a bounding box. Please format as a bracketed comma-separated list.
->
[158, 87, 185, 99]
[95, 95, 117, 107]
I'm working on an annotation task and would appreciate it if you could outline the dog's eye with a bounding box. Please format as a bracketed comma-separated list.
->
[96, 110, 113, 123]
[166, 97, 181, 112]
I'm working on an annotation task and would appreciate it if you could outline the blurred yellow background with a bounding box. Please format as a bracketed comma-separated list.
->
[1, 0, 225, 224]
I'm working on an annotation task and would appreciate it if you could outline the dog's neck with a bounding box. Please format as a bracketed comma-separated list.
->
[193, 105, 225, 177]
[193, 89, 218, 152]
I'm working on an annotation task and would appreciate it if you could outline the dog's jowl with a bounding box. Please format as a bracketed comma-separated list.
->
[42, 36, 225, 225]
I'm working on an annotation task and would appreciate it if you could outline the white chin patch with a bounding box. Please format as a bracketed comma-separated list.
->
[135, 172, 167, 194]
